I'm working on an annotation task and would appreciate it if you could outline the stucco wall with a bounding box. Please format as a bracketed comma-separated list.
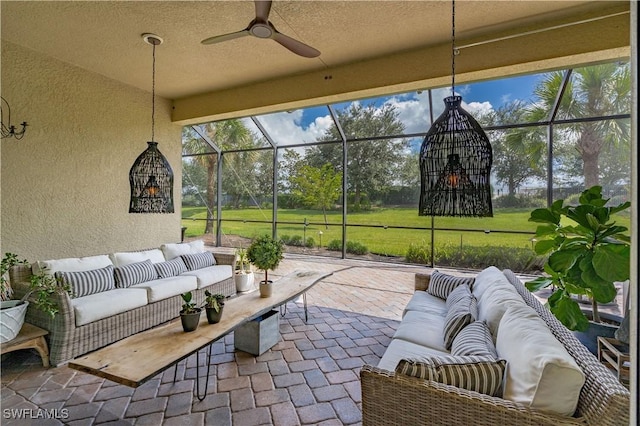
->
[1, 40, 182, 262]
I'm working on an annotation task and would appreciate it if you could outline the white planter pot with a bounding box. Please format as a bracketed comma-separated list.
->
[1, 300, 29, 343]
[235, 272, 255, 293]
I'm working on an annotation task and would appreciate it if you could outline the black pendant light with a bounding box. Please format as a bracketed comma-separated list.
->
[419, 0, 492, 217]
[129, 34, 174, 214]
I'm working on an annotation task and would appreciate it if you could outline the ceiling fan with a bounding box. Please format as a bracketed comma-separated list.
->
[201, 0, 320, 58]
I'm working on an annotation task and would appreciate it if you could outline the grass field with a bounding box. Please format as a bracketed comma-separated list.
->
[182, 206, 631, 258]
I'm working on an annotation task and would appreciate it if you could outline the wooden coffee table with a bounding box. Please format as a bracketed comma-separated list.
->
[69, 269, 331, 397]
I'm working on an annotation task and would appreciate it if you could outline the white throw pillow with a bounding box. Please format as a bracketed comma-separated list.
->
[109, 249, 165, 267]
[161, 240, 205, 260]
[34, 255, 113, 275]
[496, 303, 585, 417]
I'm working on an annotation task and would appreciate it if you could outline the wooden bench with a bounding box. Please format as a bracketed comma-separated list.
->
[1, 323, 50, 367]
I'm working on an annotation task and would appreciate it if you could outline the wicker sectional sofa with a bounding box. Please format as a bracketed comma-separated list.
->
[9, 241, 236, 366]
[361, 267, 630, 426]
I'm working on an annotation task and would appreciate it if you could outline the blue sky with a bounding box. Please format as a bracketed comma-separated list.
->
[252, 73, 543, 146]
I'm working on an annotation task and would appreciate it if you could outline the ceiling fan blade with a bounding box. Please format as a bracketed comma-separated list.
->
[255, 0, 272, 22]
[201, 29, 250, 45]
[272, 31, 320, 58]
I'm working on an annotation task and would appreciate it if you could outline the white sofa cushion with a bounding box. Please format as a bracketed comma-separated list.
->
[55, 265, 115, 298]
[477, 286, 524, 338]
[109, 249, 165, 267]
[161, 240, 205, 260]
[403, 290, 447, 318]
[181, 265, 233, 289]
[472, 266, 514, 303]
[71, 288, 148, 326]
[34, 254, 113, 275]
[377, 338, 449, 372]
[496, 303, 585, 417]
[392, 310, 448, 352]
[114, 260, 158, 288]
[130, 275, 198, 303]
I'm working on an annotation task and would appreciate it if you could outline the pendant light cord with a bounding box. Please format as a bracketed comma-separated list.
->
[151, 42, 156, 142]
[451, 0, 456, 97]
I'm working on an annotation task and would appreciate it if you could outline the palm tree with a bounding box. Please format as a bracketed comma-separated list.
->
[182, 120, 253, 234]
[528, 63, 630, 188]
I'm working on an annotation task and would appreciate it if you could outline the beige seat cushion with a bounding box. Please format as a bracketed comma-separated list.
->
[496, 303, 585, 417]
[130, 275, 198, 303]
[392, 310, 448, 353]
[71, 288, 148, 326]
[403, 291, 447, 318]
[377, 338, 449, 372]
[181, 265, 233, 289]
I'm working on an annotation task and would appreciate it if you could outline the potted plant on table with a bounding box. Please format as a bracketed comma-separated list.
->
[203, 290, 225, 324]
[1, 253, 71, 343]
[246, 235, 284, 298]
[234, 247, 255, 292]
[180, 291, 202, 332]
[525, 186, 631, 353]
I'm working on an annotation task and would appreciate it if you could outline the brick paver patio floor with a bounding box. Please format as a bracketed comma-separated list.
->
[1, 255, 443, 425]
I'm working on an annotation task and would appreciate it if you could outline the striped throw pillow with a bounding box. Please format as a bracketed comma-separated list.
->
[56, 265, 115, 298]
[113, 260, 157, 288]
[451, 321, 498, 359]
[154, 257, 188, 278]
[443, 285, 477, 350]
[396, 355, 506, 397]
[427, 270, 474, 300]
[181, 252, 215, 271]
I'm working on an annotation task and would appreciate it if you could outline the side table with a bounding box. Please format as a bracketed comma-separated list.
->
[1, 323, 50, 367]
[597, 336, 629, 387]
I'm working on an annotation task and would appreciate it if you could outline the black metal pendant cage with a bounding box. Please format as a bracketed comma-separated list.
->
[419, 96, 493, 217]
[129, 141, 174, 213]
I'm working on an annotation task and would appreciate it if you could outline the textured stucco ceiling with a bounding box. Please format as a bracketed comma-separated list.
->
[1, 1, 631, 122]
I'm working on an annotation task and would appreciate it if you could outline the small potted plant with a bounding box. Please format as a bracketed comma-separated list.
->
[526, 186, 630, 353]
[180, 291, 202, 332]
[234, 247, 254, 292]
[246, 235, 284, 298]
[203, 290, 225, 324]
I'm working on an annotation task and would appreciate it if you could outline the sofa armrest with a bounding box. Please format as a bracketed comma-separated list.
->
[414, 273, 430, 291]
[361, 365, 583, 426]
[9, 264, 77, 366]
[212, 252, 236, 270]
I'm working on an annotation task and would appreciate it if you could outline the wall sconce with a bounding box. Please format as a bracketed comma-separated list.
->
[1, 97, 28, 140]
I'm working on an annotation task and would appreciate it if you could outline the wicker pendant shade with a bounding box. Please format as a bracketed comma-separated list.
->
[129, 33, 174, 214]
[419, 96, 493, 217]
[129, 141, 174, 213]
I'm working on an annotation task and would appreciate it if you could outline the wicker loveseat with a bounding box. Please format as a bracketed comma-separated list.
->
[361, 268, 630, 426]
[9, 241, 236, 366]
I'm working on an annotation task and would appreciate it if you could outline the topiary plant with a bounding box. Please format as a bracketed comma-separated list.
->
[246, 234, 284, 284]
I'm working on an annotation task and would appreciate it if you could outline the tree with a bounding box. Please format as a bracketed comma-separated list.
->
[182, 120, 253, 233]
[488, 101, 546, 196]
[291, 163, 342, 227]
[528, 63, 630, 188]
[306, 103, 407, 209]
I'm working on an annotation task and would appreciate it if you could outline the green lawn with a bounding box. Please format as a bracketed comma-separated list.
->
[181, 206, 631, 258]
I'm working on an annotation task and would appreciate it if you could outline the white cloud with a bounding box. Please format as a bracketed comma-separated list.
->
[256, 110, 334, 145]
